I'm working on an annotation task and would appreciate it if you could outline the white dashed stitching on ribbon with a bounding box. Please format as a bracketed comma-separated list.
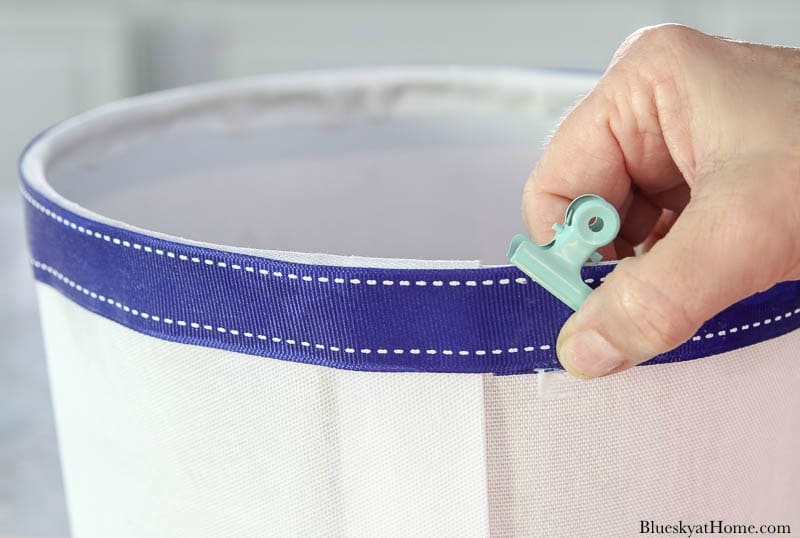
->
[690, 309, 798, 342]
[23, 190, 606, 287]
[31, 259, 556, 357]
[34, 258, 796, 359]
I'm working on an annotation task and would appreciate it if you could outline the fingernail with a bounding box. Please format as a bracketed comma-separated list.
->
[557, 329, 624, 379]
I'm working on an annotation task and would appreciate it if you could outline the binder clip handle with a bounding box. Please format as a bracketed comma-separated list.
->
[508, 194, 620, 311]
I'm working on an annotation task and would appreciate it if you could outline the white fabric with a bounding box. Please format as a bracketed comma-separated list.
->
[38, 284, 490, 538]
[26, 69, 800, 536]
[485, 346, 800, 535]
[38, 285, 800, 537]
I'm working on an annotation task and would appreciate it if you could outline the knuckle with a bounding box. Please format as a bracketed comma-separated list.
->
[610, 24, 700, 71]
[626, 24, 698, 51]
[607, 258, 698, 354]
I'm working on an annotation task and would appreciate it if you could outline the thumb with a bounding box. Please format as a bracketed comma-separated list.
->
[556, 177, 792, 379]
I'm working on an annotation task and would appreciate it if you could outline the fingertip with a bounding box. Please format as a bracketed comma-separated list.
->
[521, 187, 572, 244]
[557, 326, 627, 379]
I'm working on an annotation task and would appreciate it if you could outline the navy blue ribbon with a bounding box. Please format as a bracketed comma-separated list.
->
[21, 182, 800, 375]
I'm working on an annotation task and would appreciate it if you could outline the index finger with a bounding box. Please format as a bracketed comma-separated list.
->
[521, 74, 685, 252]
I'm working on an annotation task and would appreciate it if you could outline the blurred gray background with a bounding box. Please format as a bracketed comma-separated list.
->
[1, 1, 798, 536]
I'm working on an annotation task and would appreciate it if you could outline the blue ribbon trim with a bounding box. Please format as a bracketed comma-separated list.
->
[21, 183, 800, 375]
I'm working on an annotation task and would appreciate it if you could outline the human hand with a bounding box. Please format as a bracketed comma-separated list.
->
[522, 24, 800, 378]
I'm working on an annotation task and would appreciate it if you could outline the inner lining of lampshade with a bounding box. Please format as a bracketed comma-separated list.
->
[39, 70, 595, 265]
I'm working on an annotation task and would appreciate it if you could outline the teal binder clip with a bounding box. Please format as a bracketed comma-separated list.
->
[508, 194, 620, 311]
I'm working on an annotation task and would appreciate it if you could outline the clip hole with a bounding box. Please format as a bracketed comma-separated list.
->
[588, 216, 604, 232]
